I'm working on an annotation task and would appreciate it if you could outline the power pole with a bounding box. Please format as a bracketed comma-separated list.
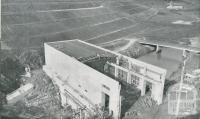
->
[175, 50, 189, 116]
[0, 0, 2, 75]
[0, 42, 1, 76]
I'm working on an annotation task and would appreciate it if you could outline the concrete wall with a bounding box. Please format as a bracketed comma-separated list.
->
[108, 56, 167, 104]
[43, 43, 121, 119]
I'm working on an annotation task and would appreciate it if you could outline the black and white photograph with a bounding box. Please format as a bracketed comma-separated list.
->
[0, 0, 200, 119]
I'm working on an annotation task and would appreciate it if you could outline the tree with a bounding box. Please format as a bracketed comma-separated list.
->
[0, 57, 24, 93]
[1, 57, 24, 80]
[0, 91, 6, 110]
[18, 49, 44, 70]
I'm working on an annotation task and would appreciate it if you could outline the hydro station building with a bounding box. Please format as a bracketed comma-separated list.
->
[43, 39, 167, 119]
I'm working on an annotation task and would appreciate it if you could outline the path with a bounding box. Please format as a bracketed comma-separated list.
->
[114, 38, 137, 52]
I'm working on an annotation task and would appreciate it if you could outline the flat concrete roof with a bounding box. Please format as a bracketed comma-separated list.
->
[47, 40, 114, 59]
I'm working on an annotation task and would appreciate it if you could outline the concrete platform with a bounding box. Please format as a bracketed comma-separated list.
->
[47, 40, 115, 59]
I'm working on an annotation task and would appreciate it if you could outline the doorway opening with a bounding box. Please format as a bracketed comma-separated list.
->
[102, 92, 110, 111]
[145, 81, 152, 95]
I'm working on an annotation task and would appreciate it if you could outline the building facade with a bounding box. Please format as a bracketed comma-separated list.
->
[43, 40, 167, 118]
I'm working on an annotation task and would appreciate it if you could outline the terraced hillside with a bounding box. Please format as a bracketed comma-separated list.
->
[2, 0, 124, 48]
[1, 0, 200, 51]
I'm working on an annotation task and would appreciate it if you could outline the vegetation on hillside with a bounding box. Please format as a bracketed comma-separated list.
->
[0, 57, 24, 94]
[18, 49, 44, 70]
[119, 42, 154, 58]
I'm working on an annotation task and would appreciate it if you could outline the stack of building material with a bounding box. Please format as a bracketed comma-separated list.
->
[6, 83, 34, 104]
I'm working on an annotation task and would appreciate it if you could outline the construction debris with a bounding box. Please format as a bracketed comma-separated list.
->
[124, 95, 158, 119]
[24, 70, 62, 113]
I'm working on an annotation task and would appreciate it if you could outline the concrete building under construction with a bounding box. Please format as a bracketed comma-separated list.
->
[43, 39, 167, 119]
